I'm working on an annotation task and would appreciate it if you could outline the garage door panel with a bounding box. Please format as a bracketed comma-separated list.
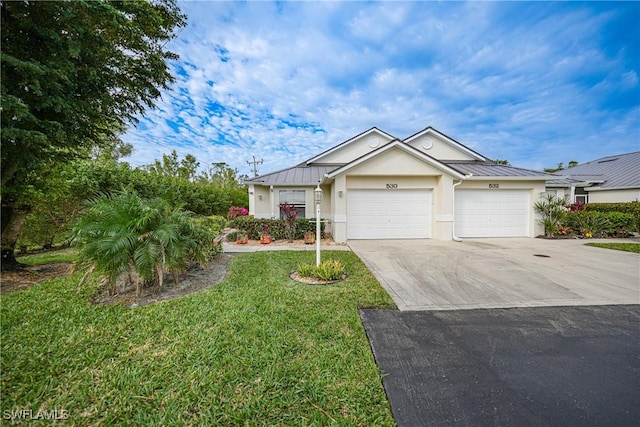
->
[348, 189, 432, 239]
[455, 190, 529, 238]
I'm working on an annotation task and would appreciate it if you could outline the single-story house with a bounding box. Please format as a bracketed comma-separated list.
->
[245, 126, 558, 243]
[546, 151, 640, 204]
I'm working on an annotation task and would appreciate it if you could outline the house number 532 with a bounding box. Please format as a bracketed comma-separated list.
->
[386, 183, 398, 189]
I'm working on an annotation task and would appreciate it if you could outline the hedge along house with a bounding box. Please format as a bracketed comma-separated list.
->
[245, 126, 556, 243]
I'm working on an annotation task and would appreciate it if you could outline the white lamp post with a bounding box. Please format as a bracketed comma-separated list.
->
[314, 184, 323, 266]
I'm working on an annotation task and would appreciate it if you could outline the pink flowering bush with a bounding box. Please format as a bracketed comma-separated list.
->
[228, 206, 249, 219]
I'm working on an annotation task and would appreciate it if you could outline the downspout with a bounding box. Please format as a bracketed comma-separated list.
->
[452, 174, 472, 242]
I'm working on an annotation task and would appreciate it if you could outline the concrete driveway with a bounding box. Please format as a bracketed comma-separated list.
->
[349, 238, 640, 310]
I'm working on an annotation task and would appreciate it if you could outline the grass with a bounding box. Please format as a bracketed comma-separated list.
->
[16, 247, 77, 265]
[1, 251, 396, 425]
[584, 242, 640, 254]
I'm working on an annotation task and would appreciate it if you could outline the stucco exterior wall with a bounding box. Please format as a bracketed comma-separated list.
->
[405, 138, 477, 161]
[332, 175, 348, 242]
[348, 148, 448, 176]
[314, 133, 394, 164]
[250, 185, 273, 219]
[249, 185, 334, 231]
[588, 188, 640, 203]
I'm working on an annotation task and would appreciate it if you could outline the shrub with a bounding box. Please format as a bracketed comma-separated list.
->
[601, 212, 635, 236]
[562, 211, 635, 237]
[564, 211, 609, 238]
[228, 217, 324, 240]
[297, 259, 345, 281]
[206, 215, 228, 233]
[71, 191, 217, 295]
[534, 193, 568, 237]
[584, 202, 640, 233]
[228, 206, 249, 219]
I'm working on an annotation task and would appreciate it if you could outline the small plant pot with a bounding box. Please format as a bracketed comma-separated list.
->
[304, 233, 316, 244]
[236, 235, 249, 244]
[260, 235, 272, 244]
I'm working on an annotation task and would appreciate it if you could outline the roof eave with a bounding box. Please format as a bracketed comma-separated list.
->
[465, 175, 552, 181]
[585, 186, 640, 192]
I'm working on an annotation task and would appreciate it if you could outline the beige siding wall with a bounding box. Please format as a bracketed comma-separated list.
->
[588, 189, 640, 203]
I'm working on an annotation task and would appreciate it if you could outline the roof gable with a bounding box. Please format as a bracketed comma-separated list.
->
[327, 140, 465, 179]
[403, 127, 486, 161]
[306, 127, 396, 165]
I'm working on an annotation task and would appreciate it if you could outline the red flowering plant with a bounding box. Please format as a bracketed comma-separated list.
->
[280, 202, 298, 242]
[568, 201, 585, 212]
[228, 206, 249, 220]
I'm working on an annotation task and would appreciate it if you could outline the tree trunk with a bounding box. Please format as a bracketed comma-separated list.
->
[1, 199, 31, 271]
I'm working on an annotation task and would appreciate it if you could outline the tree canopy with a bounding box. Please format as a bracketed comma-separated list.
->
[1, 0, 187, 269]
[544, 161, 579, 173]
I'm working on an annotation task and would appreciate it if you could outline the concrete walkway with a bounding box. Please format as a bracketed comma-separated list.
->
[349, 238, 640, 311]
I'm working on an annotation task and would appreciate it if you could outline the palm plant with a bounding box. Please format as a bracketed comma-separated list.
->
[72, 190, 215, 295]
[534, 193, 568, 237]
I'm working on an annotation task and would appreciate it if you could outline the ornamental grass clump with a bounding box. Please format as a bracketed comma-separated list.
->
[297, 259, 346, 281]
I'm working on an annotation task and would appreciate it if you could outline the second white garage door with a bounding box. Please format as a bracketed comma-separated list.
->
[347, 189, 432, 239]
[455, 189, 530, 237]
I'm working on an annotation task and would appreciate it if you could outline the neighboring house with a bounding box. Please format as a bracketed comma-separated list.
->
[546, 152, 640, 204]
[245, 126, 557, 243]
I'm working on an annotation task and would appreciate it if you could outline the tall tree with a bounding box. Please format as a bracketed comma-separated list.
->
[146, 150, 200, 181]
[1, 1, 186, 269]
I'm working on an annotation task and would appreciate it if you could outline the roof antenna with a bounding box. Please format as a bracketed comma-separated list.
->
[247, 155, 263, 177]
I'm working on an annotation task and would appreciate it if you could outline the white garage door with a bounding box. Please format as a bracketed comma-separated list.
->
[455, 190, 530, 237]
[347, 189, 432, 239]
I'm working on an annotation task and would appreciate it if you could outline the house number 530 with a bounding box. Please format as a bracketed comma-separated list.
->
[386, 183, 398, 189]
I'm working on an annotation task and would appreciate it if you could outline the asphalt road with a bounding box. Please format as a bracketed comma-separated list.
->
[361, 305, 640, 427]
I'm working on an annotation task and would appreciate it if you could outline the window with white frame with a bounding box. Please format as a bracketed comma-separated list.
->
[279, 190, 306, 218]
[575, 194, 588, 204]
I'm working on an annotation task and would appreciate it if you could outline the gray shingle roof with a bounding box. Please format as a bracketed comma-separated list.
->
[560, 152, 640, 189]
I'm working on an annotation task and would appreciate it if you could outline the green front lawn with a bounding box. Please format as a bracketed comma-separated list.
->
[17, 247, 77, 265]
[1, 251, 396, 425]
[584, 242, 640, 254]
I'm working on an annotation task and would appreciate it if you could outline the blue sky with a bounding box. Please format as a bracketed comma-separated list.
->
[123, 1, 639, 177]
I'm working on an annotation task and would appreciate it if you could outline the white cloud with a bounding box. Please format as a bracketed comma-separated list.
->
[122, 1, 640, 176]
